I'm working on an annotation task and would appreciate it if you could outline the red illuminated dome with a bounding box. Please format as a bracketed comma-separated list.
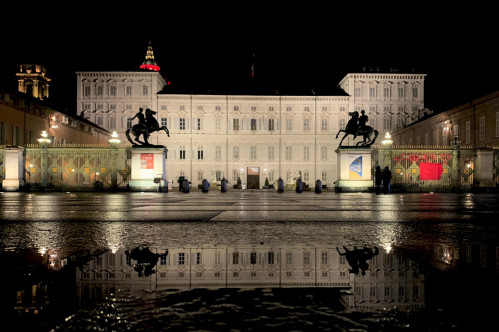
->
[140, 41, 160, 71]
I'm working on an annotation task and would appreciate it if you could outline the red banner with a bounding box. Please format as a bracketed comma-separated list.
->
[419, 162, 443, 180]
[140, 154, 154, 169]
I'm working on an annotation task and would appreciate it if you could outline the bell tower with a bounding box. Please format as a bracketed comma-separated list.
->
[16, 64, 51, 100]
[139, 41, 161, 72]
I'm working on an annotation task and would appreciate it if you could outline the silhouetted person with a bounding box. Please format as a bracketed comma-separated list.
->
[374, 166, 382, 194]
[382, 166, 392, 194]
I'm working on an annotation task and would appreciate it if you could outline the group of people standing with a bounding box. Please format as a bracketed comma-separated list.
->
[375, 165, 392, 194]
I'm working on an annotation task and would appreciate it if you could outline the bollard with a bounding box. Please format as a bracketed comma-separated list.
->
[295, 178, 303, 193]
[277, 178, 284, 193]
[221, 178, 228, 192]
[182, 179, 190, 193]
[315, 179, 322, 193]
[201, 179, 209, 193]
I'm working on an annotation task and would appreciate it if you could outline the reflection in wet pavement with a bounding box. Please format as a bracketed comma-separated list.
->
[0, 191, 498, 331]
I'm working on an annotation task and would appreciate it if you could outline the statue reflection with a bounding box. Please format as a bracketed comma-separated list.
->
[125, 246, 169, 277]
[336, 246, 379, 276]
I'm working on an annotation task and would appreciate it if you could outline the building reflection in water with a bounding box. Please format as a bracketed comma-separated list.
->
[76, 245, 425, 311]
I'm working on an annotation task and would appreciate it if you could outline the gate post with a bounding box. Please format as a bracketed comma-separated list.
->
[2, 147, 25, 191]
[451, 141, 460, 190]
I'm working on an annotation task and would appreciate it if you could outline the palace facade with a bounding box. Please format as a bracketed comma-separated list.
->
[76, 45, 427, 189]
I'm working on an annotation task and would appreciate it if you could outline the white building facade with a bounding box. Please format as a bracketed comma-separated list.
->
[76, 71, 426, 189]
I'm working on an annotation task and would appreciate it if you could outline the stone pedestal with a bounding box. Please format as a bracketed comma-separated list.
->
[129, 146, 167, 192]
[2, 147, 25, 191]
[335, 147, 373, 192]
[474, 149, 495, 188]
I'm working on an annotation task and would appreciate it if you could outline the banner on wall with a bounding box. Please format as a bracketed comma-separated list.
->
[141, 154, 154, 169]
[349, 155, 362, 179]
[419, 162, 443, 180]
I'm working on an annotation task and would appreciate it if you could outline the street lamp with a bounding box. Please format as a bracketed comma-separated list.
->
[382, 132, 393, 145]
[37, 131, 51, 144]
[109, 131, 121, 145]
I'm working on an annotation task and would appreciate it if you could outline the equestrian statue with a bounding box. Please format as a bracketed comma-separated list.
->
[126, 108, 170, 146]
[336, 110, 378, 147]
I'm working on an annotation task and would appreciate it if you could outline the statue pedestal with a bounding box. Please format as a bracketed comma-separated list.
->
[129, 146, 167, 192]
[335, 147, 373, 192]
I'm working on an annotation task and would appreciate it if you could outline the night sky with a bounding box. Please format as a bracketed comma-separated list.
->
[1, 5, 497, 115]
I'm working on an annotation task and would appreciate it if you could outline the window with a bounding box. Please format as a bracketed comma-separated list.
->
[321, 145, 327, 160]
[321, 252, 328, 265]
[178, 253, 185, 265]
[398, 87, 405, 99]
[197, 146, 203, 159]
[354, 87, 361, 97]
[369, 87, 376, 98]
[96, 85, 103, 96]
[179, 118, 186, 130]
[303, 252, 310, 265]
[412, 87, 418, 98]
[84, 85, 91, 96]
[232, 252, 240, 264]
[268, 252, 275, 264]
[161, 118, 168, 127]
[109, 85, 116, 96]
[233, 118, 240, 131]
[196, 253, 202, 265]
[286, 253, 293, 265]
[160, 255, 167, 265]
[479, 116, 485, 141]
[286, 118, 292, 131]
[269, 170, 274, 182]
[268, 146, 275, 160]
[125, 86, 132, 96]
[233, 146, 239, 160]
[339, 119, 345, 130]
[179, 146, 186, 159]
[142, 85, 148, 96]
[268, 119, 275, 131]
[304, 146, 310, 160]
[196, 118, 201, 130]
[251, 118, 257, 130]
[321, 171, 327, 181]
[250, 253, 257, 264]
[197, 171, 203, 181]
[383, 117, 391, 132]
[321, 118, 328, 131]
[250, 146, 257, 159]
[285, 146, 292, 160]
[127, 118, 132, 129]
[384, 86, 390, 98]
[466, 120, 471, 144]
[303, 118, 310, 131]
[215, 145, 221, 160]
[215, 118, 221, 130]
[303, 171, 309, 181]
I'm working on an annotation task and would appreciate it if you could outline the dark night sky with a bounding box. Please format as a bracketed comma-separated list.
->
[1, 5, 497, 115]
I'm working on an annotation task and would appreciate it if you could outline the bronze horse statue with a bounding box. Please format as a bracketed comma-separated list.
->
[336, 111, 378, 147]
[126, 108, 169, 146]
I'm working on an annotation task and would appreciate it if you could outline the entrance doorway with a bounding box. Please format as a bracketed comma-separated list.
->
[247, 166, 260, 189]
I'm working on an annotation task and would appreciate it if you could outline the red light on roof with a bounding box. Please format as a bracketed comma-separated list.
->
[140, 64, 160, 71]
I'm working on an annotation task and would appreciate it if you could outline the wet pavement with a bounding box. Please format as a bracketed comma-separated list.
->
[0, 190, 498, 331]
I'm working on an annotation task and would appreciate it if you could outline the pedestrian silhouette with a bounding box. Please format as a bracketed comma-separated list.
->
[374, 166, 382, 194]
[382, 166, 392, 194]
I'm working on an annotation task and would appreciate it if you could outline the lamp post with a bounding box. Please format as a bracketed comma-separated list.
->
[108, 131, 120, 190]
[38, 131, 50, 188]
[382, 132, 393, 171]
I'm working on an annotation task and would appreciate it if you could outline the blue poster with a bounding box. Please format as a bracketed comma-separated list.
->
[349, 155, 362, 179]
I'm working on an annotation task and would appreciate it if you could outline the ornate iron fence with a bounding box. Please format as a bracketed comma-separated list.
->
[24, 144, 131, 191]
[372, 145, 475, 192]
